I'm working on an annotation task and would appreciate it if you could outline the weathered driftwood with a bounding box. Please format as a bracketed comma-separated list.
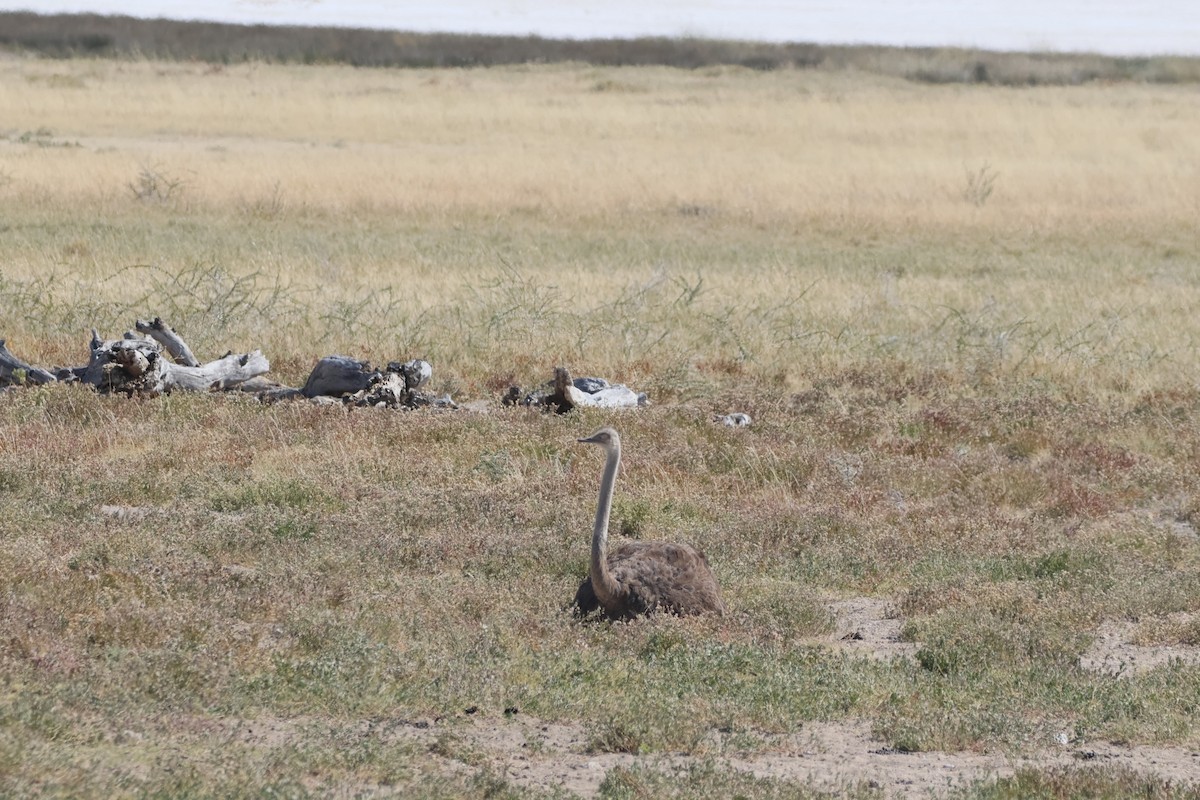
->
[166, 350, 270, 392]
[83, 333, 168, 395]
[1, 322, 448, 409]
[0, 339, 57, 386]
[81, 329, 270, 395]
[234, 375, 305, 402]
[135, 317, 199, 367]
[507, 366, 648, 413]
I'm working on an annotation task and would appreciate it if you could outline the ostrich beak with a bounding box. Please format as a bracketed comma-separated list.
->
[578, 427, 617, 446]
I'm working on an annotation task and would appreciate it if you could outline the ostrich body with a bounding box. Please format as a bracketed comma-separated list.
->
[573, 427, 725, 620]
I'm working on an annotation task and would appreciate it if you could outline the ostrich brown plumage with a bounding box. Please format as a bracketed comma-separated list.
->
[573, 427, 725, 620]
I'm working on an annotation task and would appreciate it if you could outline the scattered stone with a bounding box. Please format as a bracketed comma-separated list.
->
[571, 376, 609, 394]
[301, 355, 378, 398]
[349, 370, 407, 408]
[408, 392, 458, 410]
[393, 358, 432, 391]
[509, 366, 648, 413]
[305, 356, 454, 410]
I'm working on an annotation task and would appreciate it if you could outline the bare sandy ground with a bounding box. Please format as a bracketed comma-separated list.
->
[164, 595, 1200, 797]
[442, 713, 1200, 798]
[428, 596, 1199, 797]
[346, 598, 1200, 796]
[1080, 618, 1200, 677]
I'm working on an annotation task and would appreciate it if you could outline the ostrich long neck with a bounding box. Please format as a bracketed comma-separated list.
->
[590, 440, 624, 611]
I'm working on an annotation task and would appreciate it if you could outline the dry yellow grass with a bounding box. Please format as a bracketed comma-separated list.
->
[1, 56, 1198, 392]
[5, 58, 1198, 222]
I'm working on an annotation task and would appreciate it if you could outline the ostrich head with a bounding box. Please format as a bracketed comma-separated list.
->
[578, 427, 619, 449]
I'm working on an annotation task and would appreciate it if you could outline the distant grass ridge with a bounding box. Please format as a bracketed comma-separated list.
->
[2, 11, 1199, 85]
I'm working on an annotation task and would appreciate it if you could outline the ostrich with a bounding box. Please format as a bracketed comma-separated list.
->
[573, 427, 725, 620]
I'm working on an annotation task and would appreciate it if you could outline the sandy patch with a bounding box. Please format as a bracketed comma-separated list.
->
[441, 713, 1200, 798]
[152, 597, 1200, 797]
[829, 596, 919, 662]
[1080, 619, 1200, 677]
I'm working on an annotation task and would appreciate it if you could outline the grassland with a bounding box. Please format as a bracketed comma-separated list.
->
[2, 49, 1200, 797]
